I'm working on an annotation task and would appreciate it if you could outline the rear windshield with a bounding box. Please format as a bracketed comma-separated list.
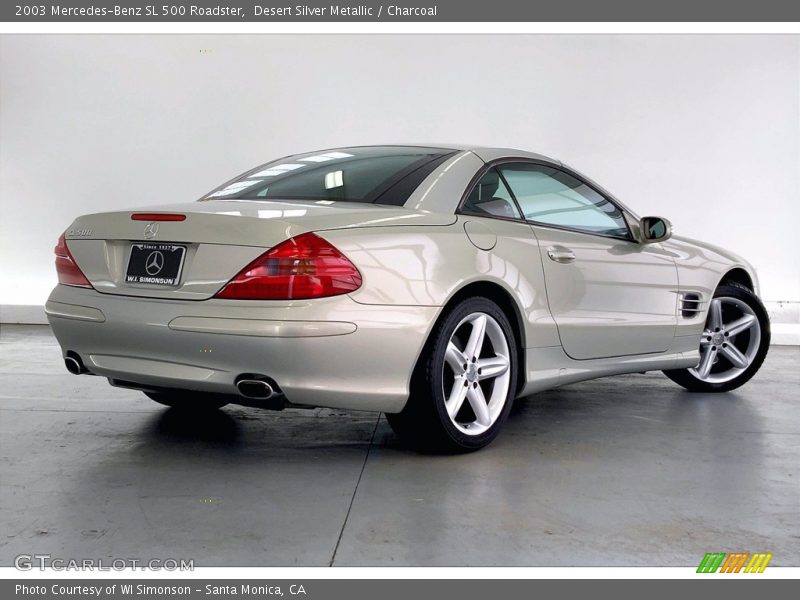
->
[202, 146, 455, 205]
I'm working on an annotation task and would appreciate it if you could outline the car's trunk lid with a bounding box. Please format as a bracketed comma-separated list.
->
[64, 200, 455, 300]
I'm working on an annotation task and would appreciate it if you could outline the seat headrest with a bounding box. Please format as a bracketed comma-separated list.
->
[474, 170, 500, 199]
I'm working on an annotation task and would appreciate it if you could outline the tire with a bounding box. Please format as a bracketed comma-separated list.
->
[145, 391, 229, 410]
[663, 282, 770, 392]
[386, 297, 518, 452]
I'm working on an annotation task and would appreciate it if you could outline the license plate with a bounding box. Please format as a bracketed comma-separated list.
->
[125, 243, 186, 286]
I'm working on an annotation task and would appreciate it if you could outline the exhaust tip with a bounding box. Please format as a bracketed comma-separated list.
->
[64, 356, 83, 375]
[236, 379, 274, 400]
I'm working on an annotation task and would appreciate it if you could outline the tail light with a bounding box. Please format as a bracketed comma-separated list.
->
[215, 232, 362, 300]
[54, 232, 92, 288]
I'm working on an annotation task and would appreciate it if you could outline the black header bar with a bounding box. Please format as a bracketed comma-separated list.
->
[4, 0, 800, 22]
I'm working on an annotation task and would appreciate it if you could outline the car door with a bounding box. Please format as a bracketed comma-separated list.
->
[496, 162, 678, 360]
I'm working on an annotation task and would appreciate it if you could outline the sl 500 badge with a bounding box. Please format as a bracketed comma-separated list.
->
[67, 228, 92, 237]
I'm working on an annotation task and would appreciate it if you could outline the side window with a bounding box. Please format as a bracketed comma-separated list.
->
[461, 168, 522, 220]
[497, 163, 630, 238]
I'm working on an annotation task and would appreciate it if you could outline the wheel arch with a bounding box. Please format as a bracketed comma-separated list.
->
[413, 280, 527, 395]
[719, 267, 755, 292]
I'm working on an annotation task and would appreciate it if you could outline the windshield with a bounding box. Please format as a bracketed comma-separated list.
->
[202, 146, 455, 204]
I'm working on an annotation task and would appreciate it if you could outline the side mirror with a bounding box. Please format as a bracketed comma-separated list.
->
[639, 216, 672, 243]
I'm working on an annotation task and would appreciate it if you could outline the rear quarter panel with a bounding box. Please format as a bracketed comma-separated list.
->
[321, 218, 560, 350]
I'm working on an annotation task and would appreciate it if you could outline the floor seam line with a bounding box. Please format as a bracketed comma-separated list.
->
[328, 414, 380, 567]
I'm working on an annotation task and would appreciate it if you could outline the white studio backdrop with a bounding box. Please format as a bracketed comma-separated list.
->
[1, 34, 798, 338]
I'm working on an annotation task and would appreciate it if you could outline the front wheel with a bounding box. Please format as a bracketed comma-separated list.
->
[386, 297, 518, 452]
[145, 391, 229, 410]
[663, 283, 770, 392]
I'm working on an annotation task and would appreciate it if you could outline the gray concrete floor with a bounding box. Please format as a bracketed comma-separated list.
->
[1, 324, 798, 566]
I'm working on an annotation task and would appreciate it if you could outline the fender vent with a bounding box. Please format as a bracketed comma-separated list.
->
[679, 293, 704, 318]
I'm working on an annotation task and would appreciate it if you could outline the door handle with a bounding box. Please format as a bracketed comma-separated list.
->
[547, 246, 575, 263]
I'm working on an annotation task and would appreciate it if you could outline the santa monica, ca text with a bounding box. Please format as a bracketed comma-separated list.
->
[201, 584, 307, 596]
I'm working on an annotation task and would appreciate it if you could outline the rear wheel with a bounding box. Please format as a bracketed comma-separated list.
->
[663, 283, 770, 392]
[145, 391, 229, 410]
[386, 297, 517, 452]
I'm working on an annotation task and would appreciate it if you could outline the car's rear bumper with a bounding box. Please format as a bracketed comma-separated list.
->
[46, 285, 438, 412]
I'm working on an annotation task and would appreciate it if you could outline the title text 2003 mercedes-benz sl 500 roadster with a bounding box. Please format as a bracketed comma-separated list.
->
[47, 145, 770, 450]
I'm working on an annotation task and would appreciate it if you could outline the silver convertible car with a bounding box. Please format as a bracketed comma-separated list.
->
[47, 145, 770, 450]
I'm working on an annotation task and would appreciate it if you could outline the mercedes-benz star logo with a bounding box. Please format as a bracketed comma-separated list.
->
[145, 251, 165, 276]
[143, 222, 159, 239]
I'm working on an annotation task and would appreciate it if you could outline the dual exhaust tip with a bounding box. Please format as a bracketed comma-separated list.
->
[65, 354, 278, 402]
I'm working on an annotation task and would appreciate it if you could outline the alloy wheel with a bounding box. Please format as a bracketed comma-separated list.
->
[441, 312, 512, 436]
[690, 296, 762, 384]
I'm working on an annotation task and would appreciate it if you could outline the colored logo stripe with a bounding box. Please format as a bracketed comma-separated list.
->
[697, 553, 726, 573]
[697, 552, 772, 573]
[744, 553, 773, 573]
[719, 553, 749, 573]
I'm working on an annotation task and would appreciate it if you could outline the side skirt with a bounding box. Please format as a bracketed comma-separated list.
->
[519, 336, 700, 397]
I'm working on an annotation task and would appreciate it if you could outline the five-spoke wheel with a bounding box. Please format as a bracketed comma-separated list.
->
[664, 282, 770, 392]
[692, 296, 761, 382]
[385, 296, 517, 451]
[443, 312, 512, 436]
